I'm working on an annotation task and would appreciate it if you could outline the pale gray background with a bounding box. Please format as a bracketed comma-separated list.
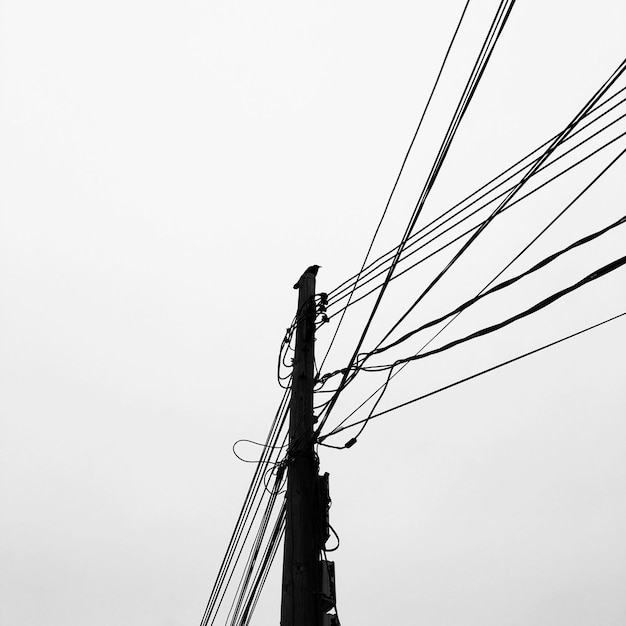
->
[1, 1, 625, 625]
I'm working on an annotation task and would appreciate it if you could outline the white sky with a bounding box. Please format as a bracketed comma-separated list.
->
[1, 1, 625, 625]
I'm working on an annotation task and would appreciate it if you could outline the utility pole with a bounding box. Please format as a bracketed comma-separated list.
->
[281, 267, 319, 626]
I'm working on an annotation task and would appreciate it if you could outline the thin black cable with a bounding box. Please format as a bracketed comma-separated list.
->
[315, 0, 516, 437]
[369, 139, 626, 361]
[218, 470, 280, 626]
[239, 502, 286, 626]
[199, 389, 290, 626]
[232, 438, 289, 464]
[390, 213, 626, 355]
[317, 128, 626, 395]
[327, 123, 626, 321]
[227, 453, 287, 626]
[321, 310, 626, 440]
[371, 58, 626, 358]
[324, 525, 341, 552]
[327, 99, 626, 313]
[316, 0, 472, 375]
[366, 0, 515, 310]
[362, 254, 626, 371]
[227, 475, 284, 626]
[319, 144, 626, 442]
[325, 85, 626, 305]
[324, 251, 626, 380]
[338, 366, 395, 446]
[236, 504, 286, 626]
[369, 158, 626, 359]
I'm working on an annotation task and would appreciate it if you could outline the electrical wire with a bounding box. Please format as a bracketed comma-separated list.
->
[324, 525, 341, 552]
[368, 156, 626, 359]
[361, 254, 626, 372]
[320, 310, 626, 442]
[327, 132, 626, 324]
[227, 483, 285, 626]
[316, 0, 473, 375]
[314, 0, 517, 438]
[315, 62, 626, 439]
[321, 251, 626, 380]
[318, 142, 626, 445]
[239, 504, 286, 626]
[370, 57, 626, 358]
[199, 387, 290, 626]
[387, 213, 626, 355]
[325, 85, 626, 307]
[232, 439, 288, 464]
[326, 98, 626, 315]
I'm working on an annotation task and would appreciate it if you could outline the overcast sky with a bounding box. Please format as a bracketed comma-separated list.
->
[1, 1, 625, 625]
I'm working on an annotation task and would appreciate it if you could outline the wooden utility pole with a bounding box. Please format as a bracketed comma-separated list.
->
[281, 268, 319, 626]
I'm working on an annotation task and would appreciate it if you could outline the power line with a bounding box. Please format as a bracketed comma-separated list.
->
[316, 0, 473, 375]
[369, 148, 626, 358]
[199, 388, 290, 626]
[238, 504, 286, 626]
[363, 253, 626, 371]
[320, 310, 626, 442]
[321, 251, 626, 380]
[325, 95, 626, 314]
[318, 143, 626, 444]
[314, 0, 517, 437]
[227, 485, 285, 626]
[316, 118, 626, 442]
[369, 57, 626, 358]
[378, 213, 626, 355]
[325, 85, 626, 307]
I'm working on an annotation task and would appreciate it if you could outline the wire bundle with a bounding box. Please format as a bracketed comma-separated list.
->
[324, 85, 626, 319]
[198, 389, 290, 626]
[314, 0, 519, 438]
[315, 55, 626, 444]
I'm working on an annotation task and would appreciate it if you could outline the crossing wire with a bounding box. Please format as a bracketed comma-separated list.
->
[227, 481, 285, 626]
[318, 141, 626, 445]
[199, 388, 290, 626]
[239, 504, 286, 626]
[320, 310, 626, 441]
[317, 0, 472, 375]
[362, 253, 626, 371]
[369, 213, 626, 359]
[313, 61, 626, 420]
[325, 91, 626, 315]
[368, 56, 626, 359]
[315, 0, 517, 438]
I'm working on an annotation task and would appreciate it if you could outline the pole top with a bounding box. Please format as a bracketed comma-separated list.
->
[293, 265, 321, 290]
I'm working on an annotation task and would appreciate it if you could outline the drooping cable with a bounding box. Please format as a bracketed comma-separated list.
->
[239, 502, 286, 626]
[199, 387, 290, 626]
[319, 143, 626, 444]
[364, 253, 626, 371]
[326, 98, 626, 316]
[316, 0, 473, 375]
[316, 68, 626, 438]
[371, 57, 626, 357]
[368, 149, 626, 358]
[394, 215, 626, 356]
[315, 0, 517, 438]
[226, 477, 285, 626]
[321, 250, 626, 382]
[320, 310, 626, 441]
[325, 85, 626, 307]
